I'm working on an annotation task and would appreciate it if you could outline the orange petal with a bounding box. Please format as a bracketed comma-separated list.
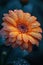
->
[17, 34, 22, 41]
[16, 10, 24, 22]
[2, 18, 13, 26]
[0, 27, 9, 35]
[3, 13, 8, 16]
[31, 27, 42, 33]
[24, 13, 31, 21]
[2, 16, 17, 27]
[22, 34, 29, 43]
[30, 21, 40, 28]
[2, 22, 12, 27]
[29, 32, 42, 40]
[9, 32, 19, 38]
[14, 10, 19, 13]
[2, 22, 8, 26]
[3, 26, 18, 32]
[28, 16, 37, 23]
[27, 35, 39, 46]
[9, 10, 18, 22]
[2, 14, 14, 27]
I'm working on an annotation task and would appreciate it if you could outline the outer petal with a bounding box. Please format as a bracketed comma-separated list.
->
[2, 21, 14, 27]
[2, 19, 13, 27]
[31, 27, 42, 33]
[30, 21, 40, 28]
[9, 10, 18, 22]
[3, 13, 8, 16]
[3, 26, 19, 32]
[29, 32, 42, 40]
[24, 13, 31, 21]
[2, 16, 17, 27]
[27, 35, 39, 46]
[2, 22, 19, 32]
[27, 16, 37, 23]
[2, 22, 11, 27]
[14, 10, 24, 22]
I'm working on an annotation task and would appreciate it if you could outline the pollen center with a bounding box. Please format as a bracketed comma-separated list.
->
[17, 24, 28, 33]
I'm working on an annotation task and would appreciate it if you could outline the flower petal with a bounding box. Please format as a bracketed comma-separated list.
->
[3, 26, 18, 32]
[30, 21, 40, 28]
[2, 22, 20, 33]
[2, 22, 13, 27]
[27, 35, 39, 46]
[15, 10, 24, 22]
[9, 32, 19, 38]
[29, 32, 42, 40]
[17, 34, 22, 41]
[28, 16, 37, 23]
[3, 13, 8, 16]
[9, 10, 18, 22]
[22, 34, 29, 43]
[2, 16, 17, 27]
[31, 27, 42, 33]
[24, 13, 31, 21]
[2, 18, 13, 26]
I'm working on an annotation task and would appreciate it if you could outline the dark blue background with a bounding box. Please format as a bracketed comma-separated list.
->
[0, 0, 43, 65]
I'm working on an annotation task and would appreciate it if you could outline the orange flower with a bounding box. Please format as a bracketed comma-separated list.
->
[1, 10, 42, 51]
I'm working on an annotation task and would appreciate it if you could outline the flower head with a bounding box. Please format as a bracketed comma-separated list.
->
[1, 10, 42, 51]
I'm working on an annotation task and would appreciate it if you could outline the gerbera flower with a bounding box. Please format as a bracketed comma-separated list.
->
[1, 10, 42, 51]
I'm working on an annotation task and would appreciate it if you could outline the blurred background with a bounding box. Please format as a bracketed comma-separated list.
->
[0, 0, 43, 65]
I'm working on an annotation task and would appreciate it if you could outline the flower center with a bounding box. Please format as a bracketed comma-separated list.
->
[18, 24, 28, 33]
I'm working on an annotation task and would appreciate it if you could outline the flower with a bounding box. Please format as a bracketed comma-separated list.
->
[1, 10, 42, 51]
